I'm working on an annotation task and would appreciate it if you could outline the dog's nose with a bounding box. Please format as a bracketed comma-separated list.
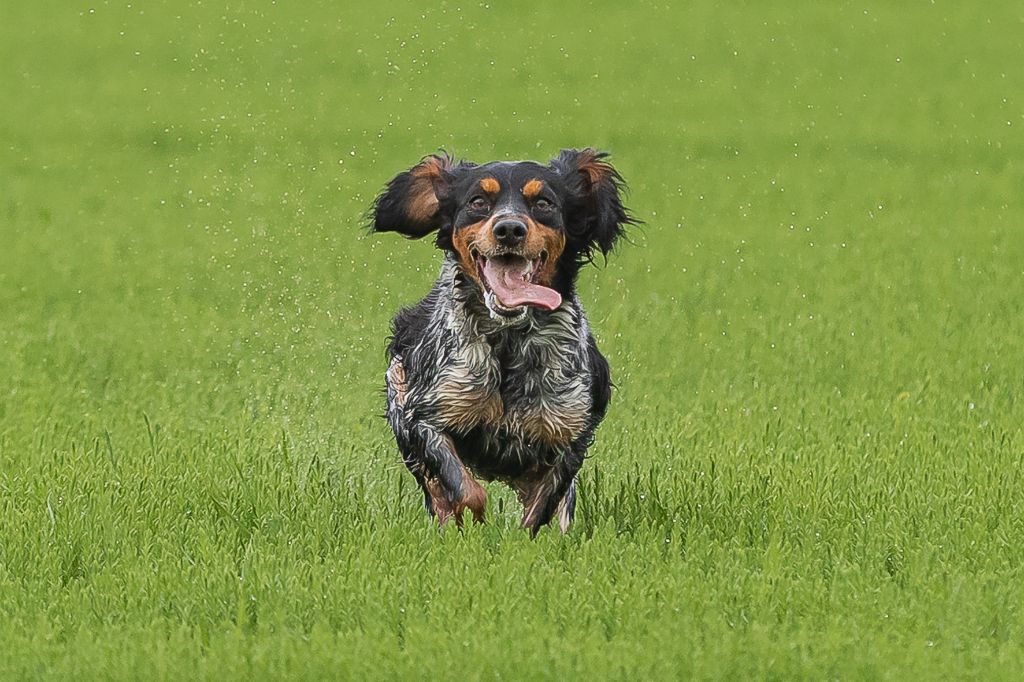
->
[493, 219, 527, 247]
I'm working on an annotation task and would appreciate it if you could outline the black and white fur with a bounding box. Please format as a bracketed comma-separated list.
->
[372, 149, 634, 534]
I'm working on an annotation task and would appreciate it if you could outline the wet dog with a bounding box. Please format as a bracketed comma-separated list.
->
[371, 149, 634, 533]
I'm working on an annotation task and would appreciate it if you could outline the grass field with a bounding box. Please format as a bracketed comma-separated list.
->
[3, 1, 1024, 678]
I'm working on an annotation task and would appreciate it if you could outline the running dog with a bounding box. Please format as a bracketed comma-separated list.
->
[371, 148, 634, 534]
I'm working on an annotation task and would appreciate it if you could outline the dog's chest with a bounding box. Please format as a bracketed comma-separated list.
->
[429, 325, 590, 447]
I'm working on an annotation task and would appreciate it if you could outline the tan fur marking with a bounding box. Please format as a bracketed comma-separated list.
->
[479, 177, 500, 194]
[523, 218, 566, 286]
[425, 445, 488, 527]
[515, 477, 551, 530]
[516, 477, 574, 533]
[451, 219, 495, 289]
[522, 179, 544, 198]
[425, 477, 460, 526]
[435, 386, 503, 431]
[517, 407, 589, 446]
[405, 156, 450, 223]
[406, 191, 438, 223]
[387, 357, 407, 407]
[458, 474, 488, 524]
[574, 148, 616, 187]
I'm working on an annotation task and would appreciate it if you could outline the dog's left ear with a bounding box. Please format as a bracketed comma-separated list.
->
[551, 148, 634, 256]
[372, 153, 470, 238]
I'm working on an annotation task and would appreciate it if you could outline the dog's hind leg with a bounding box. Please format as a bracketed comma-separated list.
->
[516, 446, 585, 535]
[553, 478, 577, 533]
[387, 356, 486, 526]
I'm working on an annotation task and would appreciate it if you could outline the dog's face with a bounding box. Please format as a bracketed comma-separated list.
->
[372, 149, 632, 317]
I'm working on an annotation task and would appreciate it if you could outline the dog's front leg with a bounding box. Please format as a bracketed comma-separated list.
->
[387, 356, 486, 526]
[413, 425, 487, 526]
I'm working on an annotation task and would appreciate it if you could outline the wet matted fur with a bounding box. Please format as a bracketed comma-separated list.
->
[371, 149, 635, 534]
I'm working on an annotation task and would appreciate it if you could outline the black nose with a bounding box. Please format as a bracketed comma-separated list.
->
[493, 219, 527, 247]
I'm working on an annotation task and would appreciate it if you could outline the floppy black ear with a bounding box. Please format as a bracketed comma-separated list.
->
[551, 148, 634, 257]
[371, 153, 469, 238]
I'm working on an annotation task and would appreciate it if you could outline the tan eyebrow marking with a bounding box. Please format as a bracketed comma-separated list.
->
[522, 179, 544, 198]
[479, 177, 500, 194]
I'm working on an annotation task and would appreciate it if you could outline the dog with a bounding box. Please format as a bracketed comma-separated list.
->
[371, 148, 634, 534]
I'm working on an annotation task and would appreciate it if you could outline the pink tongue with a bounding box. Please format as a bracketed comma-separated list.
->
[482, 259, 562, 311]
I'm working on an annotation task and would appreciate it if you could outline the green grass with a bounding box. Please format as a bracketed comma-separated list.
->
[2, 0, 1023, 678]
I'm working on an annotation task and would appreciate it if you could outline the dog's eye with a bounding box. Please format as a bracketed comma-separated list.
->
[468, 196, 491, 213]
[534, 198, 554, 211]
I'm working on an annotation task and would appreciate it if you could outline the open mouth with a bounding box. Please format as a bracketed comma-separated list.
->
[470, 249, 562, 316]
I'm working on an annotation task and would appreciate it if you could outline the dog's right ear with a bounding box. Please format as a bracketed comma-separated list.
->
[371, 154, 468, 238]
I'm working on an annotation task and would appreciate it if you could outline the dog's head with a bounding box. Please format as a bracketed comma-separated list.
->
[372, 149, 634, 317]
